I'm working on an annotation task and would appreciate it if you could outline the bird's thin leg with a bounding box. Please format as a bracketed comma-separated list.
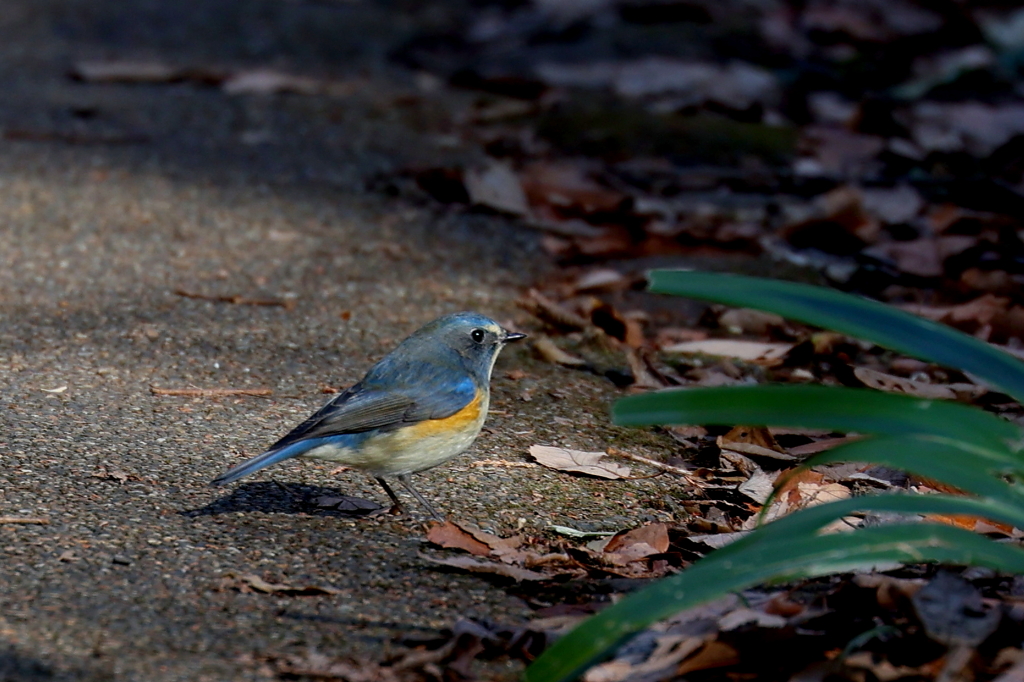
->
[374, 477, 404, 516]
[397, 474, 445, 522]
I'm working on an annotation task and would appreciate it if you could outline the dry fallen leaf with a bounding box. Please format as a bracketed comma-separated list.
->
[788, 435, 863, 457]
[535, 58, 778, 109]
[655, 327, 709, 349]
[736, 468, 775, 505]
[794, 481, 851, 509]
[426, 521, 493, 556]
[860, 184, 925, 224]
[721, 425, 787, 452]
[676, 641, 741, 676]
[463, 162, 530, 215]
[866, 238, 943, 278]
[518, 289, 591, 329]
[719, 449, 761, 477]
[664, 339, 792, 363]
[572, 268, 631, 293]
[626, 347, 674, 389]
[529, 445, 632, 479]
[900, 294, 1009, 329]
[802, 0, 942, 40]
[796, 128, 886, 177]
[220, 68, 345, 96]
[583, 635, 707, 682]
[741, 468, 856, 530]
[532, 336, 589, 367]
[912, 572, 1001, 648]
[418, 553, 549, 582]
[717, 607, 787, 631]
[718, 426, 797, 461]
[687, 531, 750, 549]
[603, 523, 670, 564]
[519, 161, 626, 215]
[717, 308, 786, 336]
[854, 366, 985, 401]
[454, 523, 524, 555]
[908, 101, 1024, 156]
[426, 520, 525, 559]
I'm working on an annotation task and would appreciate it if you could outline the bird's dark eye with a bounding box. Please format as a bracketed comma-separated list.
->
[470, 329, 485, 343]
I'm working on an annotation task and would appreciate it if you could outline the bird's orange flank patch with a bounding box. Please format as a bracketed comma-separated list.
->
[406, 390, 484, 438]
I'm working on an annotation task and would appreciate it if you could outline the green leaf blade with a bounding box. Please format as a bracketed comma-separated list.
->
[742, 492, 1024, 544]
[799, 435, 1024, 509]
[613, 385, 1022, 453]
[525, 522, 1024, 682]
[528, 270, 1024, 682]
[647, 270, 1024, 403]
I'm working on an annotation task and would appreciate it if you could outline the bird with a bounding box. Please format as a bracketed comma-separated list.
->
[211, 311, 526, 521]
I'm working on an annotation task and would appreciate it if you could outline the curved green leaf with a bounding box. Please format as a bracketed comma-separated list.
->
[614, 384, 1022, 454]
[525, 519, 1024, 682]
[740, 491, 1024, 547]
[527, 270, 1024, 682]
[647, 270, 1024, 403]
[713, 493, 1024, 564]
[794, 434, 1024, 508]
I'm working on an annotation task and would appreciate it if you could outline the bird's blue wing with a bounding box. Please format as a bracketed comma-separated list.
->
[268, 365, 477, 451]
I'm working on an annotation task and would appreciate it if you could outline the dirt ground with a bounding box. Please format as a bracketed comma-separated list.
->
[0, 2, 688, 680]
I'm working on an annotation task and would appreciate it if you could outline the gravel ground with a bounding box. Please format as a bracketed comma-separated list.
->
[0, 2, 684, 679]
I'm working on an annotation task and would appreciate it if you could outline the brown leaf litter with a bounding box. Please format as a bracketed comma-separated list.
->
[421, 520, 578, 582]
[528, 445, 631, 479]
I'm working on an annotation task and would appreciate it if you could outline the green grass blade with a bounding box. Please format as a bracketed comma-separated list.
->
[647, 270, 1024, 403]
[737, 493, 1024, 542]
[613, 385, 1022, 453]
[797, 435, 1024, 507]
[525, 522, 1024, 682]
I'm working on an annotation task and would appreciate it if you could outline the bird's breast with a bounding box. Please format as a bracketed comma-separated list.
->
[404, 388, 486, 439]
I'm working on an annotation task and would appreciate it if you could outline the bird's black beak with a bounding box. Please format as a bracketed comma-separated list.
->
[503, 330, 527, 343]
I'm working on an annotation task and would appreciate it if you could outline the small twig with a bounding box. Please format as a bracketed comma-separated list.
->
[0, 517, 49, 525]
[516, 289, 591, 330]
[470, 459, 537, 468]
[623, 471, 668, 481]
[173, 289, 294, 309]
[150, 386, 272, 397]
[606, 447, 703, 487]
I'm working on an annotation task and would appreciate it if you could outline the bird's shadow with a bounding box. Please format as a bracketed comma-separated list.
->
[180, 481, 387, 519]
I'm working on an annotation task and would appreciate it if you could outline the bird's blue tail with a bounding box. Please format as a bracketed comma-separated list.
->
[210, 439, 327, 486]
